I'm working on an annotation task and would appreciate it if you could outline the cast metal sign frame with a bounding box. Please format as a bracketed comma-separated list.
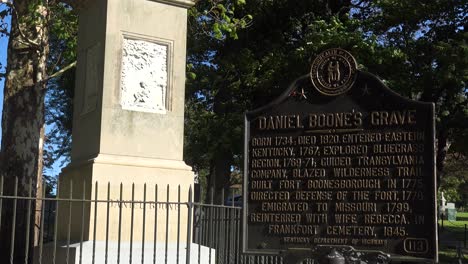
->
[242, 49, 437, 262]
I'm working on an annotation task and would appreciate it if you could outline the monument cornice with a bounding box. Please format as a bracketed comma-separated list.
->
[149, 0, 198, 8]
[63, 0, 197, 10]
[63, 154, 194, 172]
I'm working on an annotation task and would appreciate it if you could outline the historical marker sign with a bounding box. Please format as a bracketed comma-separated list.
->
[243, 49, 437, 261]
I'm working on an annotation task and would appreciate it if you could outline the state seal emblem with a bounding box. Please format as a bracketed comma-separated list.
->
[310, 48, 357, 96]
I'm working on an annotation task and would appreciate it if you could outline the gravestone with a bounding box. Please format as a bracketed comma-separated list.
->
[34, 0, 213, 263]
[243, 49, 437, 263]
[446, 203, 457, 221]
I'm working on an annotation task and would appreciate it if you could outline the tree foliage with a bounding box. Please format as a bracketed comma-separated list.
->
[0, 1, 77, 184]
[185, 0, 363, 200]
[352, 0, 468, 180]
[439, 154, 468, 208]
[42, 2, 77, 186]
[184, 0, 468, 199]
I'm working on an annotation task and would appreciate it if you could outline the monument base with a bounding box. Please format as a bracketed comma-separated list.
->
[57, 154, 194, 243]
[33, 241, 215, 264]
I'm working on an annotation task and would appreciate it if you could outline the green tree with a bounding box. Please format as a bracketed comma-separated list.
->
[0, 1, 50, 261]
[184, 0, 467, 202]
[351, 0, 468, 184]
[439, 154, 468, 208]
[42, 2, 77, 187]
[185, 0, 363, 202]
[0, 1, 76, 261]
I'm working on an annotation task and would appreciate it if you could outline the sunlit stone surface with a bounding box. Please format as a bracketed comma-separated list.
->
[121, 38, 168, 114]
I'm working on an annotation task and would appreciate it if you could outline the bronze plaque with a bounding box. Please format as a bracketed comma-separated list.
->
[243, 49, 437, 261]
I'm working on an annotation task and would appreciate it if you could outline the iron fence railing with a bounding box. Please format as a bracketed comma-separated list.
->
[0, 177, 291, 264]
[3, 176, 466, 263]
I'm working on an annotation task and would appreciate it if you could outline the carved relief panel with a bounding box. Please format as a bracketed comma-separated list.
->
[120, 36, 172, 114]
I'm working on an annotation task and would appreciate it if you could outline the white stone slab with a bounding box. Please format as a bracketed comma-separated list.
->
[34, 241, 215, 264]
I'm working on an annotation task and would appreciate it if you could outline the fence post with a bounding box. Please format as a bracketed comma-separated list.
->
[24, 177, 33, 264]
[80, 181, 86, 264]
[53, 179, 60, 264]
[66, 179, 73, 264]
[130, 183, 135, 264]
[118, 183, 123, 264]
[198, 185, 203, 264]
[165, 185, 170, 263]
[0, 176, 3, 232]
[465, 224, 467, 248]
[153, 184, 158, 264]
[209, 188, 214, 264]
[142, 184, 147, 264]
[177, 185, 181, 264]
[105, 182, 111, 264]
[186, 186, 193, 264]
[38, 180, 46, 264]
[92, 181, 98, 264]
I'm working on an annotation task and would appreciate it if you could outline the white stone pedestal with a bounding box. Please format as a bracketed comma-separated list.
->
[34, 241, 215, 264]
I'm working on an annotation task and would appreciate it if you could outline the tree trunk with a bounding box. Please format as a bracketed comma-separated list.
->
[207, 82, 234, 204]
[436, 128, 450, 187]
[209, 151, 232, 204]
[0, 1, 49, 262]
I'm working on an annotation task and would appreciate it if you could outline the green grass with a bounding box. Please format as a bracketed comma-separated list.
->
[438, 248, 458, 263]
[440, 211, 468, 241]
[438, 211, 468, 263]
[457, 212, 468, 222]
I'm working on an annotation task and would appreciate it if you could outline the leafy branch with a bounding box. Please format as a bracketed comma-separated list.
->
[45, 60, 76, 82]
[191, 0, 253, 40]
[0, 1, 41, 48]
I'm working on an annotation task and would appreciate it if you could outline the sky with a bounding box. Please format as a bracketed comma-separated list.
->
[0, 5, 12, 148]
[0, 14, 9, 147]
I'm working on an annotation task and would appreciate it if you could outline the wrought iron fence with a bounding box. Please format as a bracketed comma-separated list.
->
[3, 177, 465, 263]
[0, 177, 288, 264]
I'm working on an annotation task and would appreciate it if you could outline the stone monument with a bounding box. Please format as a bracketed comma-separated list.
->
[33, 0, 212, 263]
[440, 192, 446, 217]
